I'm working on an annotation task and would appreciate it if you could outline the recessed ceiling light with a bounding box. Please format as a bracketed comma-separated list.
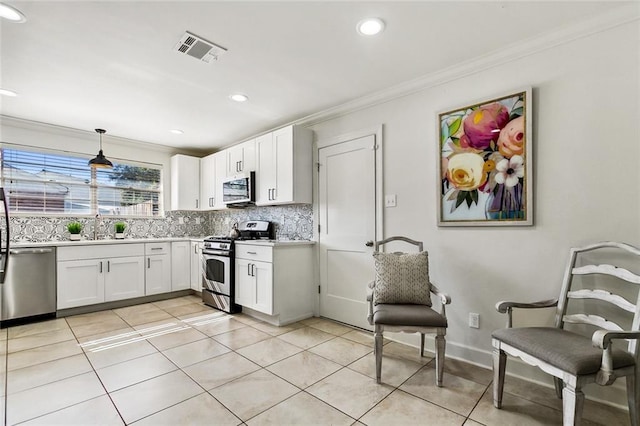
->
[229, 93, 248, 102]
[170, 129, 184, 135]
[357, 18, 385, 36]
[0, 88, 18, 97]
[0, 2, 26, 23]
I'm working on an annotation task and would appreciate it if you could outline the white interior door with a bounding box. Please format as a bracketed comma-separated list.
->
[318, 133, 378, 329]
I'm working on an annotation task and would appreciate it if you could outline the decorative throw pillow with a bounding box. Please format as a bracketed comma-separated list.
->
[373, 251, 431, 306]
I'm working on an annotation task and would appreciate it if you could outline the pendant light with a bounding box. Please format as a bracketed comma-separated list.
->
[89, 128, 113, 168]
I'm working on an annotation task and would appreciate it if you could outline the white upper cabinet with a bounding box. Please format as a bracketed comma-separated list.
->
[200, 153, 216, 210]
[213, 151, 228, 209]
[200, 151, 228, 210]
[171, 154, 200, 210]
[256, 125, 312, 206]
[227, 139, 256, 176]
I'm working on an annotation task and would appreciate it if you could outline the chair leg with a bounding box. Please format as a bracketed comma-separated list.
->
[435, 334, 445, 387]
[628, 368, 639, 426]
[554, 377, 564, 399]
[492, 346, 507, 409]
[420, 333, 425, 358]
[374, 325, 383, 384]
[562, 384, 585, 426]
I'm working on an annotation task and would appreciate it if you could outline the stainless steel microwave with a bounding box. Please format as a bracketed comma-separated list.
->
[222, 172, 255, 207]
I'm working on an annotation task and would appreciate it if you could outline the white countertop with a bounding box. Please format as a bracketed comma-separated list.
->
[12, 237, 315, 248]
[12, 237, 207, 248]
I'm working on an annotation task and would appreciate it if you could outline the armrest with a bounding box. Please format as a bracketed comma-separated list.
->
[429, 283, 451, 305]
[592, 330, 640, 349]
[592, 329, 640, 386]
[366, 281, 375, 325]
[495, 298, 557, 328]
[366, 281, 375, 302]
[495, 299, 558, 313]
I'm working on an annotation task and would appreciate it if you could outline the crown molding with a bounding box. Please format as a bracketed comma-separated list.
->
[296, 3, 640, 128]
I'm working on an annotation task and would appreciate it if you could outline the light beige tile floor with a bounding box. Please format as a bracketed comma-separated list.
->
[0, 295, 632, 425]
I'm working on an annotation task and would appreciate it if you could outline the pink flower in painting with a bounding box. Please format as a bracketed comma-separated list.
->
[462, 103, 509, 150]
[497, 116, 525, 158]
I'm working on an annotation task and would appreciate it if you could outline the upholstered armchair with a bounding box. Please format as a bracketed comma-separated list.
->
[492, 242, 640, 426]
[366, 236, 451, 386]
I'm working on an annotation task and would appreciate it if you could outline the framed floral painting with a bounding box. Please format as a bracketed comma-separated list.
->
[437, 88, 532, 226]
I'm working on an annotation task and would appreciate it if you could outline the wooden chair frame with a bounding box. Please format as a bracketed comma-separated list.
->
[492, 242, 640, 426]
[366, 236, 451, 386]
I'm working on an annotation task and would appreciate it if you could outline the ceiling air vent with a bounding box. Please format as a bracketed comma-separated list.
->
[173, 31, 227, 64]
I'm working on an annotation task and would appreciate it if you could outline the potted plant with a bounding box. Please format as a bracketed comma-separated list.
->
[114, 221, 126, 239]
[67, 222, 82, 241]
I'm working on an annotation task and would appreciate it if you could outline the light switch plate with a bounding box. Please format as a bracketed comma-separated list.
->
[385, 194, 397, 208]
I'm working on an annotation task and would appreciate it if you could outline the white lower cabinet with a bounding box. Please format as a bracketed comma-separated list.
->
[234, 242, 313, 325]
[171, 241, 191, 291]
[145, 243, 172, 295]
[104, 256, 145, 302]
[190, 241, 203, 291]
[235, 258, 273, 314]
[57, 259, 105, 309]
[57, 244, 145, 309]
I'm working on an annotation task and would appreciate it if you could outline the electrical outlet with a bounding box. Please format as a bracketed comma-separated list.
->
[385, 194, 397, 207]
[469, 312, 480, 329]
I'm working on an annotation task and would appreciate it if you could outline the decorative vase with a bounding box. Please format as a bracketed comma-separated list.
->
[69, 234, 81, 241]
[115, 232, 124, 239]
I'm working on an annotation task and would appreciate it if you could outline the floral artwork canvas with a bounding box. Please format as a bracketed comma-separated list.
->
[437, 89, 532, 226]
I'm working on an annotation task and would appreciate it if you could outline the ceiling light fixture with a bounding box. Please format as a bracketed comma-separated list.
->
[0, 88, 17, 97]
[357, 18, 385, 36]
[229, 93, 249, 102]
[170, 129, 184, 135]
[89, 129, 113, 169]
[0, 2, 26, 23]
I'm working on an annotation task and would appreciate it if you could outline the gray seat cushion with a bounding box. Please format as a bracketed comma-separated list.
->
[373, 304, 447, 327]
[492, 327, 636, 375]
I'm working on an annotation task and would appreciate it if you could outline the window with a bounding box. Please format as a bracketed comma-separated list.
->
[0, 145, 163, 216]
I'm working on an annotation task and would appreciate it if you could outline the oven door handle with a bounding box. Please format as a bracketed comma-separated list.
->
[202, 250, 231, 256]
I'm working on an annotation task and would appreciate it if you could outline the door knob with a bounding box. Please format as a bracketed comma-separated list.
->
[365, 241, 374, 247]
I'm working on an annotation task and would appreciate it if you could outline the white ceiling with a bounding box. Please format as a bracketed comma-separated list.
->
[0, 1, 629, 152]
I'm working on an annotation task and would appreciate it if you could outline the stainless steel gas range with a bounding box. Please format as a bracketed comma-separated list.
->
[201, 220, 274, 314]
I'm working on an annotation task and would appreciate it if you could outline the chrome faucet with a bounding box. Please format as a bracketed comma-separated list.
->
[93, 213, 102, 240]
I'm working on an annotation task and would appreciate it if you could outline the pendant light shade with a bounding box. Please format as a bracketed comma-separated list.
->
[89, 128, 113, 169]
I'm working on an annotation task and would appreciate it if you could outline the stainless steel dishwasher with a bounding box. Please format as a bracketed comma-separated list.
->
[1, 246, 56, 326]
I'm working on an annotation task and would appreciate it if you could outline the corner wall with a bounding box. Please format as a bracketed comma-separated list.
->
[308, 20, 640, 406]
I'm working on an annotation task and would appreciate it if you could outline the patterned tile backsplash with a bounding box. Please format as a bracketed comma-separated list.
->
[8, 204, 313, 243]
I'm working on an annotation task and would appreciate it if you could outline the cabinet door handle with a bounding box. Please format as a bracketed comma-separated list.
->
[247, 263, 251, 276]
[99, 261, 103, 273]
[272, 187, 276, 200]
[196, 199, 199, 209]
[151, 247, 163, 251]
[268, 188, 273, 200]
[107, 260, 110, 273]
[251, 264, 255, 277]
[147, 258, 150, 268]
[247, 251, 257, 255]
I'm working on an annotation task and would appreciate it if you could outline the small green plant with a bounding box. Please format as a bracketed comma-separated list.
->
[114, 222, 126, 233]
[67, 222, 83, 234]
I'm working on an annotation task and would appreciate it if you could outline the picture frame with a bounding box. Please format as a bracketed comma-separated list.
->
[437, 88, 533, 226]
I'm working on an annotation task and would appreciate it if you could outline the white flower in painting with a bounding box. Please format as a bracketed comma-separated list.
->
[494, 155, 524, 188]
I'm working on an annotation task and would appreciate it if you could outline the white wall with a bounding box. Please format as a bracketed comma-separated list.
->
[309, 20, 640, 406]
